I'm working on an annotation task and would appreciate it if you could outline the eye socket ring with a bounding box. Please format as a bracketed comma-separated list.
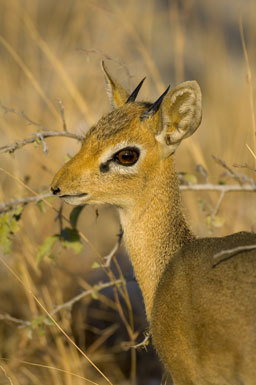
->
[113, 147, 140, 166]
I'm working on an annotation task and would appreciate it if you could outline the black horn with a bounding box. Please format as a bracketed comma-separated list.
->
[140, 85, 170, 121]
[126, 77, 146, 103]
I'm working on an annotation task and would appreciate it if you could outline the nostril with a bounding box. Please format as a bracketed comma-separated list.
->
[51, 186, 61, 195]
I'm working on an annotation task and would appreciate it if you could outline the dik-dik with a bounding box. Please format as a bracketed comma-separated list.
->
[51, 62, 256, 385]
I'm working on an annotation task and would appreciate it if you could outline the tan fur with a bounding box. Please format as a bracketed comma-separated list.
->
[51, 64, 256, 385]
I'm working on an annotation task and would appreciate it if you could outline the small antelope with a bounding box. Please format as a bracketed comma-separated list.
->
[51, 62, 256, 385]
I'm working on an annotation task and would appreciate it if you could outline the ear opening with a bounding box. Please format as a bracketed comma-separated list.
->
[156, 81, 202, 156]
[101, 61, 129, 109]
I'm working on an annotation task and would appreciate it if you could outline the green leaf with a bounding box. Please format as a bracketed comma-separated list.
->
[91, 290, 99, 300]
[37, 235, 59, 265]
[27, 328, 33, 339]
[183, 173, 197, 184]
[36, 200, 47, 214]
[0, 206, 23, 253]
[91, 262, 100, 269]
[0, 221, 12, 254]
[34, 137, 41, 147]
[48, 254, 57, 264]
[42, 317, 54, 326]
[64, 154, 72, 163]
[197, 198, 206, 212]
[69, 205, 85, 228]
[45, 195, 55, 203]
[31, 315, 53, 336]
[206, 215, 225, 228]
[61, 227, 83, 254]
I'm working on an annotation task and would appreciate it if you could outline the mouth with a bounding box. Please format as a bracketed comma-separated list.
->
[59, 193, 89, 205]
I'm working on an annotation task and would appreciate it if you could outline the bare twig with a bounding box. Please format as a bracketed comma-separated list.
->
[50, 279, 122, 316]
[131, 332, 151, 350]
[87, 324, 120, 355]
[103, 229, 123, 267]
[36, 132, 48, 153]
[0, 131, 83, 154]
[233, 163, 256, 172]
[180, 183, 256, 192]
[103, 241, 120, 268]
[1, 184, 255, 215]
[211, 190, 225, 219]
[0, 280, 122, 329]
[58, 100, 67, 132]
[214, 244, 256, 259]
[121, 332, 151, 351]
[0, 313, 30, 327]
[196, 164, 208, 183]
[0, 103, 47, 130]
[0, 192, 51, 214]
[212, 155, 250, 185]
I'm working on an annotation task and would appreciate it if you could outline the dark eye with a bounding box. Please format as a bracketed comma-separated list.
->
[114, 147, 140, 166]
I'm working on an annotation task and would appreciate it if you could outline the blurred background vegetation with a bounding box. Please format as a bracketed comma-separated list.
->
[0, 0, 256, 384]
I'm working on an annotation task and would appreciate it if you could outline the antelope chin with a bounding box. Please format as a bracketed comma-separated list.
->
[59, 193, 89, 206]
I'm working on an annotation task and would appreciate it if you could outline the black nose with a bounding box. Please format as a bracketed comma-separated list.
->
[51, 186, 61, 195]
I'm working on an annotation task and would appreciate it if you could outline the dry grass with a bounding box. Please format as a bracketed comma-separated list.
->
[0, 0, 256, 384]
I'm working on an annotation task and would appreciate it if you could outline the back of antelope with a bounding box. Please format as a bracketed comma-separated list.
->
[51, 62, 256, 385]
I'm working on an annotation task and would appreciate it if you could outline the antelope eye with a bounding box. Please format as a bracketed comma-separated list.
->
[114, 147, 140, 166]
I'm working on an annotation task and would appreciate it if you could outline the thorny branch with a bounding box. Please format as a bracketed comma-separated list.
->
[50, 279, 122, 316]
[180, 183, 256, 192]
[0, 103, 47, 131]
[0, 279, 122, 328]
[212, 155, 256, 186]
[0, 313, 30, 327]
[1, 184, 255, 215]
[121, 332, 151, 351]
[0, 130, 83, 155]
[130, 333, 151, 350]
[0, 192, 52, 214]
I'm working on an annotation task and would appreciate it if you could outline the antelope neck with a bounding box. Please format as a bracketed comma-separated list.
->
[119, 156, 194, 319]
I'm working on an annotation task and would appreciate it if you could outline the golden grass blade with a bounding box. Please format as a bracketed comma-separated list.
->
[246, 143, 256, 160]
[22, 13, 94, 126]
[239, 18, 256, 154]
[0, 358, 100, 385]
[0, 256, 114, 385]
[0, 364, 15, 385]
[0, 36, 61, 123]
[108, 3, 165, 93]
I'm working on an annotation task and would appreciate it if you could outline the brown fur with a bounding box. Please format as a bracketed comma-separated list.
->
[51, 64, 256, 385]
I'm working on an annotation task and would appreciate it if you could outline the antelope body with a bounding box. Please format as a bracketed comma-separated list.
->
[51, 63, 256, 385]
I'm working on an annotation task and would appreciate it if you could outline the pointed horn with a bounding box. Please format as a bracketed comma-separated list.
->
[140, 85, 170, 121]
[126, 77, 146, 103]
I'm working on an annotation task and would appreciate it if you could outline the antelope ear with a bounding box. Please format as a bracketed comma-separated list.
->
[156, 81, 202, 156]
[101, 61, 129, 109]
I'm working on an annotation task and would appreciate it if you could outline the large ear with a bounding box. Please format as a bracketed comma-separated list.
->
[155, 81, 202, 156]
[101, 61, 129, 109]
